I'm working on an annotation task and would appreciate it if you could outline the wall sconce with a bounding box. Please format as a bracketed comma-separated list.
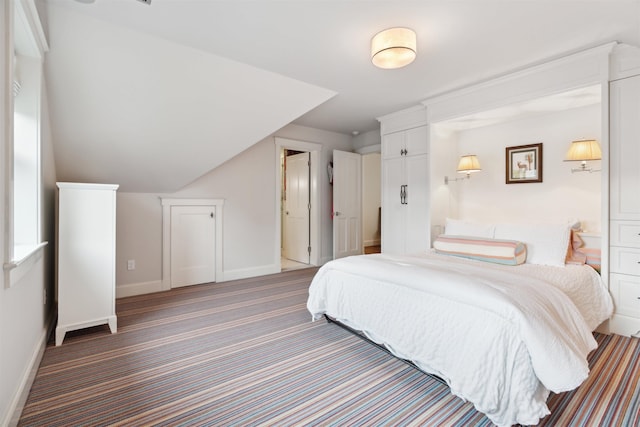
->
[371, 27, 417, 69]
[445, 155, 482, 184]
[564, 139, 601, 173]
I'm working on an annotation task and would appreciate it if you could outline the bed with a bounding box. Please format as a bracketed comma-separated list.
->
[306, 220, 613, 427]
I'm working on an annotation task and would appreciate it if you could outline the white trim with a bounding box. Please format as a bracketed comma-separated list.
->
[14, 0, 48, 58]
[363, 239, 381, 247]
[355, 144, 381, 155]
[222, 263, 281, 282]
[5, 0, 48, 284]
[116, 280, 163, 298]
[422, 42, 616, 123]
[274, 137, 322, 271]
[3, 241, 46, 288]
[377, 105, 428, 135]
[56, 182, 119, 191]
[5, 308, 55, 427]
[160, 198, 225, 289]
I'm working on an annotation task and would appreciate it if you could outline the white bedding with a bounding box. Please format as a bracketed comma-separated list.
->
[306, 251, 613, 427]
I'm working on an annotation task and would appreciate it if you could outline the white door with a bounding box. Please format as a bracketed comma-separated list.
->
[171, 205, 216, 287]
[404, 154, 430, 253]
[381, 156, 405, 254]
[284, 152, 310, 263]
[333, 150, 362, 259]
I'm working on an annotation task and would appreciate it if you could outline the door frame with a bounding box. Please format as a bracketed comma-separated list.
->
[161, 198, 225, 291]
[275, 137, 321, 269]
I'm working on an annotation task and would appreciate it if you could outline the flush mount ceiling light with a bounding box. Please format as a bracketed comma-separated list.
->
[371, 27, 417, 69]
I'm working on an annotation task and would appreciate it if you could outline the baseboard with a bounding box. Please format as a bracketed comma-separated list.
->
[363, 239, 381, 247]
[221, 264, 280, 282]
[116, 280, 163, 298]
[6, 309, 55, 427]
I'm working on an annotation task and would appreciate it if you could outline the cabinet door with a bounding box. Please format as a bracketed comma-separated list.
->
[382, 157, 405, 254]
[610, 273, 640, 318]
[404, 154, 430, 253]
[382, 131, 405, 160]
[404, 125, 429, 157]
[58, 188, 115, 325]
[610, 76, 640, 220]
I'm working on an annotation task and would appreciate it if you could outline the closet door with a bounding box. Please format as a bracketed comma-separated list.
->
[381, 157, 405, 253]
[404, 154, 430, 253]
[610, 76, 640, 220]
[170, 205, 216, 287]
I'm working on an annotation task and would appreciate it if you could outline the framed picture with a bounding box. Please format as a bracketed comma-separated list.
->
[505, 143, 543, 184]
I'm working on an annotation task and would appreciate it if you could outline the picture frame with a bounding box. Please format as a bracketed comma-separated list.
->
[505, 143, 543, 184]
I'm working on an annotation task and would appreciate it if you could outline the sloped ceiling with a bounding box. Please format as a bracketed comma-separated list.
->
[43, 4, 336, 192]
[39, 0, 640, 192]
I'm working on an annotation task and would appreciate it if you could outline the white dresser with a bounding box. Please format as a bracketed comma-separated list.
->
[56, 182, 119, 345]
[608, 73, 640, 337]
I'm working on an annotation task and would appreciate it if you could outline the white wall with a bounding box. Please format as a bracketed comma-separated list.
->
[362, 153, 381, 247]
[0, 3, 57, 424]
[353, 129, 381, 152]
[433, 104, 602, 232]
[115, 123, 352, 296]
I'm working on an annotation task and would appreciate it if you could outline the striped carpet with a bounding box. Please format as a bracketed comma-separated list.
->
[18, 268, 640, 426]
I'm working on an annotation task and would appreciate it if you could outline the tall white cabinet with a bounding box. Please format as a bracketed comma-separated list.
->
[608, 74, 640, 337]
[56, 183, 119, 346]
[379, 107, 430, 254]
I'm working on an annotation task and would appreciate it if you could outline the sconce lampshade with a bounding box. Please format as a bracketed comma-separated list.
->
[456, 155, 482, 176]
[565, 139, 602, 161]
[565, 139, 601, 173]
[371, 27, 417, 69]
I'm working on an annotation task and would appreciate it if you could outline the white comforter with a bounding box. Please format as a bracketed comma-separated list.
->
[306, 252, 613, 427]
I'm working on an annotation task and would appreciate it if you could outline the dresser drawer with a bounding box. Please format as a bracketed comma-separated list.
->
[610, 273, 640, 318]
[610, 246, 640, 275]
[610, 221, 640, 247]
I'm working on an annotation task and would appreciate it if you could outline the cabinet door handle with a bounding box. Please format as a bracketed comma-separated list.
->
[400, 185, 408, 205]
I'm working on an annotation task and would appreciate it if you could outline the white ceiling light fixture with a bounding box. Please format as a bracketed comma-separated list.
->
[371, 27, 417, 69]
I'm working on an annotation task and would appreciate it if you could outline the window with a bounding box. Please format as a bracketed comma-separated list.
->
[4, 0, 48, 287]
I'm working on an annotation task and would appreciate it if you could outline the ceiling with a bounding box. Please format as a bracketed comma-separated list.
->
[36, 0, 640, 191]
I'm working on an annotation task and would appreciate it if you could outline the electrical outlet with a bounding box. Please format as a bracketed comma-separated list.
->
[127, 259, 136, 271]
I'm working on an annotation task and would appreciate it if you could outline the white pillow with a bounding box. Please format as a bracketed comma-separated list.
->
[444, 218, 495, 238]
[493, 222, 571, 267]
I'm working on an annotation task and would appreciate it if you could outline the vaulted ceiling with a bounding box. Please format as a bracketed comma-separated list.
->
[38, 0, 640, 192]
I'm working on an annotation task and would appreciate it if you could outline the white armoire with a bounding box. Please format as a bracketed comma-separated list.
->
[608, 48, 640, 337]
[56, 182, 119, 346]
[378, 106, 430, 254]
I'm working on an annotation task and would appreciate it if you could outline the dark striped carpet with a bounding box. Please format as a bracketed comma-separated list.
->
[18, 268, 640, 426]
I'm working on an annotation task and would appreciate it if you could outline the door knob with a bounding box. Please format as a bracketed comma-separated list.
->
[335, 211, 341, 216]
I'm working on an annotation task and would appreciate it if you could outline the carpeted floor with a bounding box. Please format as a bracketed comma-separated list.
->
[18, 267, 640, 426]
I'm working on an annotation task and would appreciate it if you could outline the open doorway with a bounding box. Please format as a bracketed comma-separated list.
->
[362, 152, 381, 254]
[274, 137, 321, 271]
[281, 149, 310, 270]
